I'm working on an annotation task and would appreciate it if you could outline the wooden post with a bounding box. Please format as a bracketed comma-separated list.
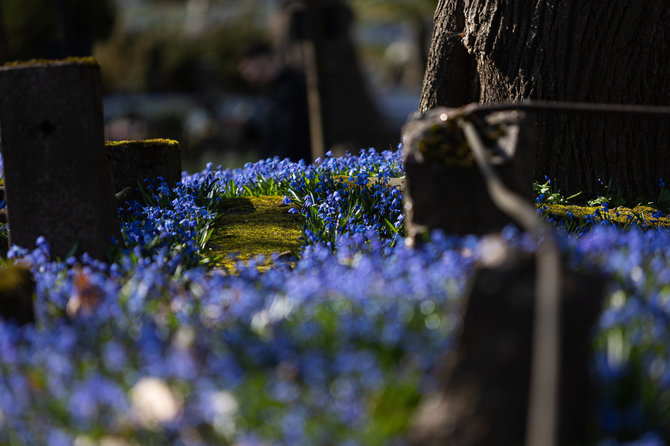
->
[0, 58, 120, 259]
[408, 240, 604, 446]
[406, 105, 604, 446]
[402, 105, 535, 243]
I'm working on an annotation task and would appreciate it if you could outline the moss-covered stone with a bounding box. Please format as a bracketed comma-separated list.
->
[416, 122, 475, 168]
[402, 107, 535, 242]
[203, 196, 303, 273]
[0, 262, 35, 325]
[105, 139, 182, 194]
[105, 139, 179, 149]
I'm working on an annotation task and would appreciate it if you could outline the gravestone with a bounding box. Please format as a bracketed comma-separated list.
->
[0, 58, 120, 259]
[402, 105, 535, 243]
[105, 139, 181, 204]
[0, 262, 35, 326]
[408, 238, 605, 446]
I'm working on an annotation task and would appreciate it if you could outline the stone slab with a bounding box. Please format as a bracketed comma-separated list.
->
[105, 139, 182, 194]
[0, 59, 120, 259]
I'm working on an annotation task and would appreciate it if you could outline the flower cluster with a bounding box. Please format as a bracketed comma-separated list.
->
[285, 173, 405, 249]
[1, 229, 477, 445]
[0, 149, 668, 445]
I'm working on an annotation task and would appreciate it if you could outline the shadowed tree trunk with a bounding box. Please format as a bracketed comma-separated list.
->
[420, 0, 670, 199]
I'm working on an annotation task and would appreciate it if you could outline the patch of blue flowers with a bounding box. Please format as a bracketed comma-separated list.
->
[0, 149, 669, 445]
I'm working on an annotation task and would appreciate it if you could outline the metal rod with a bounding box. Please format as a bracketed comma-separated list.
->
[303, 0, 326, 161]
[459, 118, 561, 446]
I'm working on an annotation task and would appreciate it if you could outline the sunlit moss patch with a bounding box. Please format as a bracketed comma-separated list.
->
[541, 203, 670, 229]
[203, 195, 303, 273]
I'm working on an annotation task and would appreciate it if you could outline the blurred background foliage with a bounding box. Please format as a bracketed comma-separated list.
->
[0, 0, 438, 169]
[1, 0, 115, 61]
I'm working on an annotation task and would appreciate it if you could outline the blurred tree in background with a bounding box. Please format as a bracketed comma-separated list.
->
[0, 0, 116, 62]
[94, 3, 267, 93]
[352, 0, 436, 75]
[0, 0, 437, 167]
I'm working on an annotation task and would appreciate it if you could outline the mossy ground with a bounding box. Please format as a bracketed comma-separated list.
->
[203, 196, 303, 273]
[200, 179, 668, 275]
[540, 203, 670, 228]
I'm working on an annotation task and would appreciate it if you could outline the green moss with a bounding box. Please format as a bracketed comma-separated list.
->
[203, 196, 303, 273]
[541, 203, 670, 228]
[105, 138, 180, 149]
[417, 122, 475, 168]
[2, 57, 98, 68]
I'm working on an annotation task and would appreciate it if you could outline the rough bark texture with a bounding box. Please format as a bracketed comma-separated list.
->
[420, 0, 670, 199]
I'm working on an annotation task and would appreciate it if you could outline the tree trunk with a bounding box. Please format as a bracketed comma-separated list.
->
[420, 0, 670, 199]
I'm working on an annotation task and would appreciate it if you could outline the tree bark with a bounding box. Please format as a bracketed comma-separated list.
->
[420, 0, 670, 199]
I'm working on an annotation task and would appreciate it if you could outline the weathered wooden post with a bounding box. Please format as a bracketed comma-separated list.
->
[0, 58, 120, 259]
[105, 139, 182, 197]
[404, 104, 605, 446]
[402, 105, 535, 243]
[408, 239, 604, 446]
